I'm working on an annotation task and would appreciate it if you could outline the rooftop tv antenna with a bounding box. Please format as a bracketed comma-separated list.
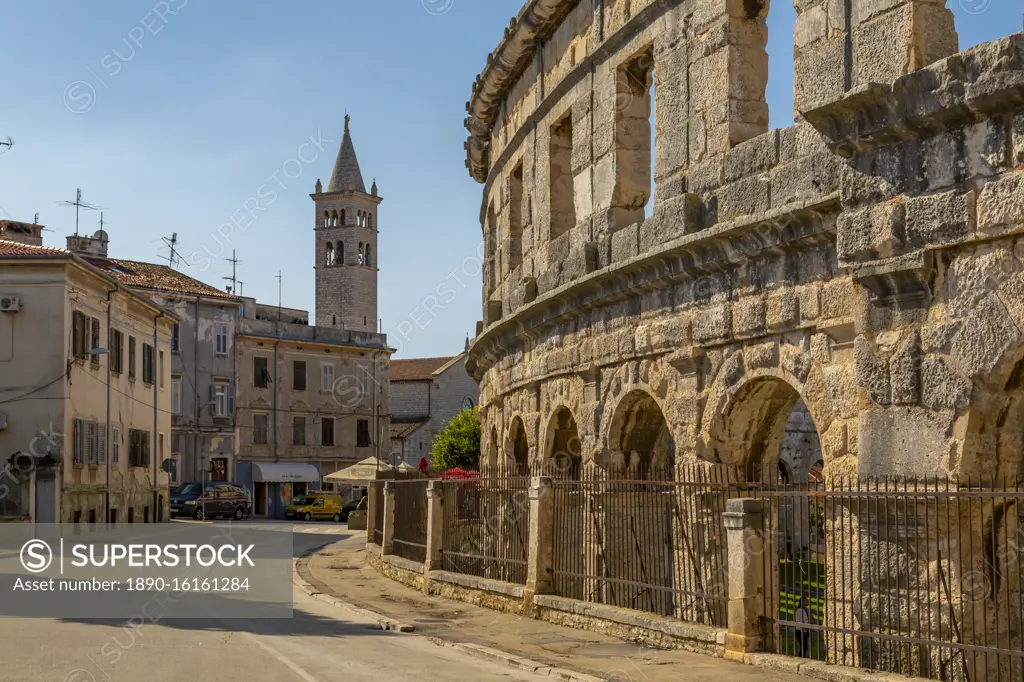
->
[223, 250, 241, 294]
[0, 137, 13, 152]
[58, 188, 105, 236]
[161, 232, 183, 269]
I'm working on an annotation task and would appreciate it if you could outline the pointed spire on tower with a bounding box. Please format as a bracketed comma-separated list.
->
[328, 114, 366, 193]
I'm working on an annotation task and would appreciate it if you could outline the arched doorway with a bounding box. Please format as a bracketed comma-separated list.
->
[508, 417, 529, 474]
[546, 407, 585, 599]
[544, 406, 582, 478]
[709, 376, 826, 660]
[607, 389, 674, 479]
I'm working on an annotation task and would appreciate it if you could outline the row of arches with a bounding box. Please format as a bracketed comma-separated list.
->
[324, 241, 372, 267]
[487, 377, 822, 486]
[322, 209, 374, 229]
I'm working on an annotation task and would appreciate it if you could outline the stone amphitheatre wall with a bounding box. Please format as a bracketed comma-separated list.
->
[464, 0, 1024, 484]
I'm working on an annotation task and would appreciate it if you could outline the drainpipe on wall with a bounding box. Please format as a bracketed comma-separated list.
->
[272, 338, 280, 463]
[193, 296, 200, 486]
[153, 311, 164, 521]
[104, 287, 114, 523]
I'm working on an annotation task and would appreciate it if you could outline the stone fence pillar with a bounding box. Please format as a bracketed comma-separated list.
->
[723, 498, 766, 661]
[424, 480, 444, 593]
[382, 481, 396, 556]
[525, 476, 554, 601]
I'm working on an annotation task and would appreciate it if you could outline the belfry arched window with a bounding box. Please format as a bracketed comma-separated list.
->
[365, 245, 372, 267]
[325, 242, 334, 266]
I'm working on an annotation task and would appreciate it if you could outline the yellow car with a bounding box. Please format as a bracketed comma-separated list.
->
[285, 493, 344, 522]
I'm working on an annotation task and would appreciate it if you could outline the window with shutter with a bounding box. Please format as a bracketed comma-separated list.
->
[171, 323, 180, 352]
[357, 419, 370, 448]
[90, 317, 101, 366]
[321, 363, 335, 392]
[129, 337, 137, 379]
[142, 344, 154, 384]
[254, 357, 269, 388]
[292, 417, 306, 445]
[72, 312, 84, 358]
[142, 431, 150, 467]
[112, 426, 120, 463]
[84, 422, 97, 464]
[293, 361, 306, 391]
[215, 324, 229, 355]
[73, 419, 84, 464]
[98, 425, 106, 464]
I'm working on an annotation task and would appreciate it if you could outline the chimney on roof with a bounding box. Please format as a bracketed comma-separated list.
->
[66, 229, 109, 259]
[0, 220, 44, 247]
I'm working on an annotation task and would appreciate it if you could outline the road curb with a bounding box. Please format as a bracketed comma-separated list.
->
[291, 548, 605, 681]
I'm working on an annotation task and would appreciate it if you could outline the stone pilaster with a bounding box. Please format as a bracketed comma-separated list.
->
[723, 497, 766, 661]
[525, 476, 554, 601]
[382, 481, 396, 556]
[423, 480, 444, 594]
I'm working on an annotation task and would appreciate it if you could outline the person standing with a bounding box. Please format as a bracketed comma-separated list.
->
[794, 596, 812, 657]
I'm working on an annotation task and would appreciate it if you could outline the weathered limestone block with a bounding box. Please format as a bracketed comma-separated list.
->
[639, 193, 702, 253]
[905, 190, 976, 249]
[724, 131, 779, 182]
[820, 278, 856, 320]
[947, 245, 1020, 318]
[837, 201, 905, 262]
[825, 365, 861, 420]
[921, 357, 972, 411]
[949, 293, 1022, 378]
[688, 155, 724, 195]
[977, 171, 1024, 235]
[734, 297, 766, 337]
[858, 407, 951, 476]
[856, 337, 891, 406]
[564, 242, 599, 282]
[794, 37, 846, 111]
[840, 158, 900, 209]
[889, 330, 921, 406]
[1014, 113, 1024, 167]
[781, 343, 812, 383]
[610, 223, 639, 263]
[798, 285, 821, 322]
[851, 3, 957, 89]
[718, 174, 771, 220]
[997, 272, 1024, 332]
[921, 322, 960, 355]
[964, 117, 1008, 182]
[770, 152, 841, 209]
[822, 421, 848, 459]
[744, 341, 778, 370]
[766, 290, 799, 330]
[693, 303, 732, 345]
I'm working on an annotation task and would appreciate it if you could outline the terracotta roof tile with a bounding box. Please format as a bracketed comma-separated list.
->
[84, 257, 242, 301]
[390, 356, 460, 381]
[0, 239, 69, 256]
[390, 421, 427, 439]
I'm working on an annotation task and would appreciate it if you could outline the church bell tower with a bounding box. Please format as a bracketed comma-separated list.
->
[312, 115, 380, 332]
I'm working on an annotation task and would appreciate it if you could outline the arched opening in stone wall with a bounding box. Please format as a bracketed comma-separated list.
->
[325, 242, 334, 266]
[340, 209, 346, 225]
[337, 240, 344, 265]
[508, 417, 529, 472]
[486, 202, 497, 296]
[711, 376, 826, 658]
[952, 348, 1024, 680]
[765, 0, 795, 128]
[612, 46, 654, 231]
[365, 244, 372, 268]
[544, 407, 583, 478]
[485, 426, 499, 473]
[608, 389, 673, 478]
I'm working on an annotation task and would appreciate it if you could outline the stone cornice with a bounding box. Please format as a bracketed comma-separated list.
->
[467, 194, 841, 380]
[801, 32, 1024, 157]
[464, 0, 582, 184]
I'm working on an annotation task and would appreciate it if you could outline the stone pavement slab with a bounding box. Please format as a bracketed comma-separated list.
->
[298, 535, 811, 682]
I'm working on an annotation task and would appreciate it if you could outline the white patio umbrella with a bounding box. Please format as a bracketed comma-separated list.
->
[324, 457, 417, 484]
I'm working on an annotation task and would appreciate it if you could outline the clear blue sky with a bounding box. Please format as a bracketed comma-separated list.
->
[1, 1, 1017, 358]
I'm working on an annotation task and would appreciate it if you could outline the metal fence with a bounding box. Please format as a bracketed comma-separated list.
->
[370, 480, 385, 546]
[550, 464, 736, 626]
[392, 478, 429, 563]
[439, 470, 531, 585]
[759, 476, 1024, 682]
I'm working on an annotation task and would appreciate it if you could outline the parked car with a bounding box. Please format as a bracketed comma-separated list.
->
[285, 493, 344, 522]
[171, 482, 251, 520]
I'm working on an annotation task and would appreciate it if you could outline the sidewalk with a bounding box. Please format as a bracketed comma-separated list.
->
[297, 536, 809, 682]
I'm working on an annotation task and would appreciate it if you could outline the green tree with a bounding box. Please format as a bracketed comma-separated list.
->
[430, 407, 481, 471]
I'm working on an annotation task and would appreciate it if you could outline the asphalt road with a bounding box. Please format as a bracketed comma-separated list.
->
[0, 522, 545, 681]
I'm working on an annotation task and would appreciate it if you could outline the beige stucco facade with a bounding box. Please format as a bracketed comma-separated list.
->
[0, 245, 175, 523]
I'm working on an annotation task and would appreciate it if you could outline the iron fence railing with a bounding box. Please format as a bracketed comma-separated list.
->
[392, 478, 429, 563]
[550, 464, 736, 626]
[759, 476, 1024, 682]
[439, 470, 531, 585]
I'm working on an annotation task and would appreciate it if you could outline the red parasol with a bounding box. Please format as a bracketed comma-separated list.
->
[439, 467, 480, 480]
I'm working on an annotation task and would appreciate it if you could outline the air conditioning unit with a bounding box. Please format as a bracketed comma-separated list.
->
[0, 296, 22, 312]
